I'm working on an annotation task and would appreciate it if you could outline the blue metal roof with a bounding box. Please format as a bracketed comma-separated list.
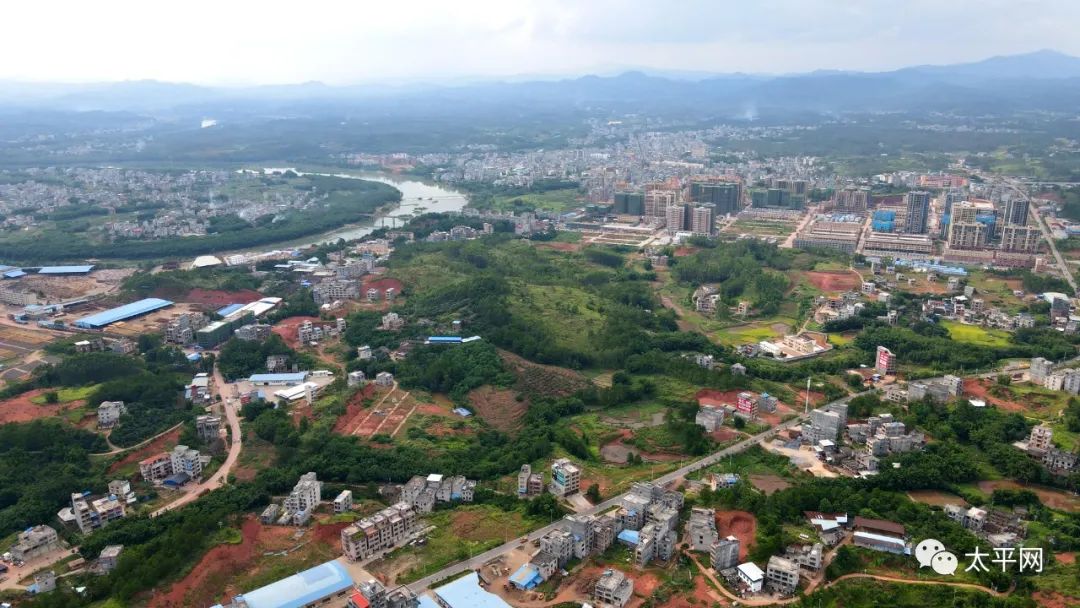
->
[417, 597, 441, 608]
[216, 303, 244, 317]
[73, 298, 174, 328]
[3, 269, 26, 278]
[237, 560, 353, 608]
[248, 372, 308, 384]
[434, 572, 512, 608]
[428, 336, 463, 343]
[38, 265, 95, 274]
[617, 529, 640, 545]
[509, 564, 543, 589]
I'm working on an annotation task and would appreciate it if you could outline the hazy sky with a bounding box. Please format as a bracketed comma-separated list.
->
[5, 0, 1078, 84]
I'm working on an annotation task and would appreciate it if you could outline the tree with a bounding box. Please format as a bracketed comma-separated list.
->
[586, 483, 601, 503]
[43, 391, 59, 404]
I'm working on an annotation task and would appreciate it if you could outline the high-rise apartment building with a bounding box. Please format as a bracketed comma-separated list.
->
[665, 203, 691, 233]
[689, 182, 742, 215]
[691, 204, 717, 236]
[904, 191, 931, 234]
[835, 186, 871, 212]
[644, 186, 679, 218]
[1000, 225, 1041, 253]
[1004, 198, 1029, 226]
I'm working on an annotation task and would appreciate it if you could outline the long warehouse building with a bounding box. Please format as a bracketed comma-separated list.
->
[73, 298, 174, 329]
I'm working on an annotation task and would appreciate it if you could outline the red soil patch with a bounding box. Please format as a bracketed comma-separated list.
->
[333, 384, 377, 435]
[107, 427, 183, 475]
[805, 270, 862, 293]
[657, 576, 721, 608]
[1055, 552, 1076, 565]
[362, 277, 404, 295]
[795, 390, 827, 408]
[696, 389, 744, 407]
[673, 246, 700, 257]
[313, 520, 350, 545]
[711, 427, 740, 443]
[0, 389, 70, 424]
[715, 510, 757, 561]
[1033, 591, 1073, 608]
[963, 378, 1026, 412]
[977, 480, 1080, 511]
[182, 288, 263, 306]
[633, 571, 663, 596]
[272, 316, 322, 349]
[416, 402, 452, 416]
[536, 242, 580, 252]
[468, 385, 527, 433]
[149, 516, 262, 608]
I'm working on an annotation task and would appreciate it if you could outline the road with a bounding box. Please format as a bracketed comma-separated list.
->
[151, 364, 242, 517]
[405, 360, 1043, 594]
[405, 403, 824, 593]
[92, 421, 185, 456]
[999, 176, 1078, 296]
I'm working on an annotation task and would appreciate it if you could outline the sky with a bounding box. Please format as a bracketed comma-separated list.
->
[4, 0, 1079, 85]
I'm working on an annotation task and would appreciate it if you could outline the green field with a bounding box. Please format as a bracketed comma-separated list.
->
[371, 505, 541, 584]
[31, 384, 99, 404]
[507, 283, 606, 354]
[940, 320, 1011, 347]
[490, 188, 582, 213]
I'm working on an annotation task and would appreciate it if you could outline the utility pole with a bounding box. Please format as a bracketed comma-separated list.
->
[805, 376, 811, 414]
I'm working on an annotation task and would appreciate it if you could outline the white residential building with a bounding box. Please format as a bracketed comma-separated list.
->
[96, 401, 127, 429]
[550, 458, 582, 496]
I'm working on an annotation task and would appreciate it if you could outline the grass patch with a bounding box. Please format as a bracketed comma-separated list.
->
[375, 505, 543, 584]
[31, 384, 99, 404]
[940, 320, 1011, 347]
[490, 188, 582, 213]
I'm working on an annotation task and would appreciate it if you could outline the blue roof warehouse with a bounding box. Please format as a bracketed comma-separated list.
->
[211, 560, 353, 608]
[73, 298, 174, 329]
[36, 265, 95, 275]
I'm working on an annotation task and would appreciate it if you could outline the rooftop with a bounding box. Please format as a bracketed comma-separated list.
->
[73, 298, 174, 329]
[737, 562, 764, 581]
[433, 572, 513, 608]
[233, 560, 353, 608]
[248, 372, 309, 384]
[38, 265, 95, 274]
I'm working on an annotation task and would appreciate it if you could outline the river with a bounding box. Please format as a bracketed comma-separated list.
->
[277, 170, 469, 247]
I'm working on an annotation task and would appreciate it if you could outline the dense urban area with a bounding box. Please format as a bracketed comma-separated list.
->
[6, 47, 1080, 608]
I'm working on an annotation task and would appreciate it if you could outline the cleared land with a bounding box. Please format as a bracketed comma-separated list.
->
[468, 386, 526, 434]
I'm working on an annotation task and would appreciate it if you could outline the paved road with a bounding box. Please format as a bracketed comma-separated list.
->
[405, 402, 827, 593]
[151, 365, 242, 517]
[999, 176, 1078, 296]
[404, 359, 1048, 594]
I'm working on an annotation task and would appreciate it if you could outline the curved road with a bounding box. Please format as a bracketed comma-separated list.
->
[92, 421, 185, 456]
[151, 365, 242, 517]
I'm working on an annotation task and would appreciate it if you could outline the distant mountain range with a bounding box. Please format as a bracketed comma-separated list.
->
[4, 49, 1080, 121]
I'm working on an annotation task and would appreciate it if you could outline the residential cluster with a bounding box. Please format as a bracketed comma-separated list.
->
[399, 473, 477, 513]
[260, 472, 322, 526]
